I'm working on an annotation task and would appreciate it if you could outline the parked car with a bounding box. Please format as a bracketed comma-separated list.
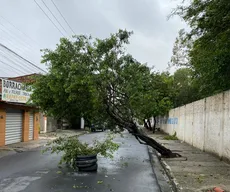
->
[91, 124, 105, 132]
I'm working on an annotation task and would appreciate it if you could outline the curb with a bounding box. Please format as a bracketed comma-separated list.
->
[143, 129, 181, 192]
[154, 150, 181, 192]
[147, 146, 175, 192]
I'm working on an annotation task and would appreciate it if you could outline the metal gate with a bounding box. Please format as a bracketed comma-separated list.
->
[5, 109, 23, 145]
[29, 113, 34, 140]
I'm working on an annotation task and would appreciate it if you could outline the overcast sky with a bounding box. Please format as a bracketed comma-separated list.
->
[0, 0, 185, 77]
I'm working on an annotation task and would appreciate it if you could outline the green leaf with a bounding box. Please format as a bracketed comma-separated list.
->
[97, 180, 103, 184]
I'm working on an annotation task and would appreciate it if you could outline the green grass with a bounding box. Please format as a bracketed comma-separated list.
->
[163, 132, 178, 140]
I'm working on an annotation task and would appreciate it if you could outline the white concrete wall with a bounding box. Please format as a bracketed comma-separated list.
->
[192, 100, 205, 150]
[178, 106, 185, 141]
[223, 91, 230, 160]
[184, 103, 193, 145]
[158, 90, 230, 160]
[39, 114, 57, 133]
[81, 118, 85, 129]
[204, 93, 223, 157]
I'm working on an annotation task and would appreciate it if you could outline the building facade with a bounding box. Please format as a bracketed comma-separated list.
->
[0, 74, 39, 146]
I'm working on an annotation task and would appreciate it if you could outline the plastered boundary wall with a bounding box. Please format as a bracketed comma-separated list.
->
[158, 90, 230, 160]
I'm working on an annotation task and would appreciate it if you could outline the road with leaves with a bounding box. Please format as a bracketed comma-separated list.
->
[0, 132, 168, 192]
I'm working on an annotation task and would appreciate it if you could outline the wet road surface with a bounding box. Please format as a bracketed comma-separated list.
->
[0, 132, 162, 192]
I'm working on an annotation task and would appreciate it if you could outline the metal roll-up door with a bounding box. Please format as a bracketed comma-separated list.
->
[5, 109, 23, 145]
[29, 113, 34, 140]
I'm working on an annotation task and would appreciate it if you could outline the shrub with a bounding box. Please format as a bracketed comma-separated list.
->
[43, 133, 119, 168]
[164, 132, 178, 140]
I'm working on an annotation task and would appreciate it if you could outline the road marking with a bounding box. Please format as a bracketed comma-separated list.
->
[35, 170, 49, 174]
[0, 176, 40, 192]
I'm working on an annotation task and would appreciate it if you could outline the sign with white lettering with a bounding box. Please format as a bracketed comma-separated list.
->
[1, 79, 32, 103]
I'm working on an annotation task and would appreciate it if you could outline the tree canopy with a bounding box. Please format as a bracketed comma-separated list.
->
[31, 30, 179, 158]
[171, 0, 230, 98]
[172, 68, 199, 107]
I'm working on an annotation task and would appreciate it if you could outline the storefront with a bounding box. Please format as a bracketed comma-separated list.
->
[0, 76, 39, 146]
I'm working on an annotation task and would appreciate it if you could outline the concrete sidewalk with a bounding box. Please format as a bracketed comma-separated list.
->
[0, 129, 86, 159]
[146, 130, 230, 192]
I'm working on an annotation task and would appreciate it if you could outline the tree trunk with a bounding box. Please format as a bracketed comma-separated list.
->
[147, 119, 152, 131]
[152, 116, 156, 133]
[105, 104, 181, 158]
[144, 119, 149, 129]
[130, 123, 180, 158]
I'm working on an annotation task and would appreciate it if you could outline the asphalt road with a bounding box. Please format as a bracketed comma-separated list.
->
[0, 132, 163, 192]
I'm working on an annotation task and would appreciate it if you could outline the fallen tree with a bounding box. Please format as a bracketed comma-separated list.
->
[31, 30, 180, 158]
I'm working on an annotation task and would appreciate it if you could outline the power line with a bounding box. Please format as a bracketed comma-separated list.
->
[0, 44, 45, 74]
[33, 0, 65, 37]
[0, 48, 41, 75]
[0, 44, 46, 74]
[0, 14, 42, 49]
[0, 48, 42, 75]
[0, 19, 43, 66]
[0, 22, 37, 53]
[40, 0, 69, 36]
[0, 25, 37, 62]
[0, 50, 37, 74]
[0, 51, 33, 74]
[50, 0, 76, 35]
[0, 33, 24, 57]
[0, 43, 47, 73]
[0, 16, 44, 68]
[0, 60, 27, 75]
[0, 38, 42, 73]
[0, 62, 20, 76]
